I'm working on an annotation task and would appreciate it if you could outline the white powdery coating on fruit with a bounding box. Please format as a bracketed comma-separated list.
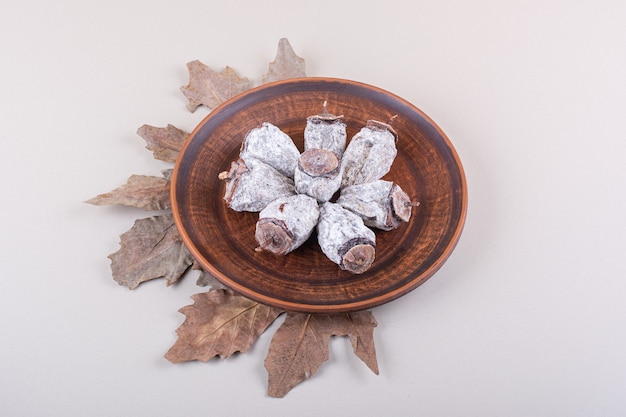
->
[304, 119, 347, 158]
[257, 194, 320, 253]
[294, 164, 343, 203]
[317, 202, 375, 266]
[340, 126, 397, 188]
[337, 180, 395, 230]
[227, 158, 295, 212]
[240, 122, 300, 178]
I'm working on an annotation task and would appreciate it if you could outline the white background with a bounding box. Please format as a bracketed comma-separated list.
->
[2, 0, 625, 416]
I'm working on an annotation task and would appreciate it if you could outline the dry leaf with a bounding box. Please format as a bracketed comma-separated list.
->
[161, 168, 173, 182]
[109, 213, 194, 289]
[86, 171, 171, 211]
[191, 260, 226, 288]
[165, 289, 283, 362]
[195, 268, 227, 289]
[264, 310, 378, 398]
[181, 63, 252, 112]
[341, 311, 379, 375]
[261, 38, 307, 84]
[136, 124, 189, 162]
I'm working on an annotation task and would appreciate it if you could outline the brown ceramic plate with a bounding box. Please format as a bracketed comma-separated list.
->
[171, 78, 467, 313]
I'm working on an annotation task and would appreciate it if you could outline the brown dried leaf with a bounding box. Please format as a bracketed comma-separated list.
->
[261, 38, 307, 84]
[161, 168, 173, 182]
[264, 310, 378, 398]
[108, 213, 194, 289]
[195, 268, 227, 289]
[190, 260, 226, 288]
[165, 289, 283, 362]
[136, 124, 189, 162]
[342, 311, 379, 375]
[181, 63, 252, 112]
[86, 171, 171, 211]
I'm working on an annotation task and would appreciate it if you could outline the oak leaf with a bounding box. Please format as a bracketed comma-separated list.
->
[109, 213, 194, 289]
[161, 168, 173, 182]
[165, 289, 283, 362]
[195, 268, 227, 289]
[86, 170, 172, 211]
[190, 260, 227, 289]
[136, 124, 189, 162]
[261, 38, 307, 84]
[264, 310, 378, 398]
[181, 63, 252, 112]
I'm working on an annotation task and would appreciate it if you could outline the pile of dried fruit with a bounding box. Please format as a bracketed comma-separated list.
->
[220, 104, 418, 274]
